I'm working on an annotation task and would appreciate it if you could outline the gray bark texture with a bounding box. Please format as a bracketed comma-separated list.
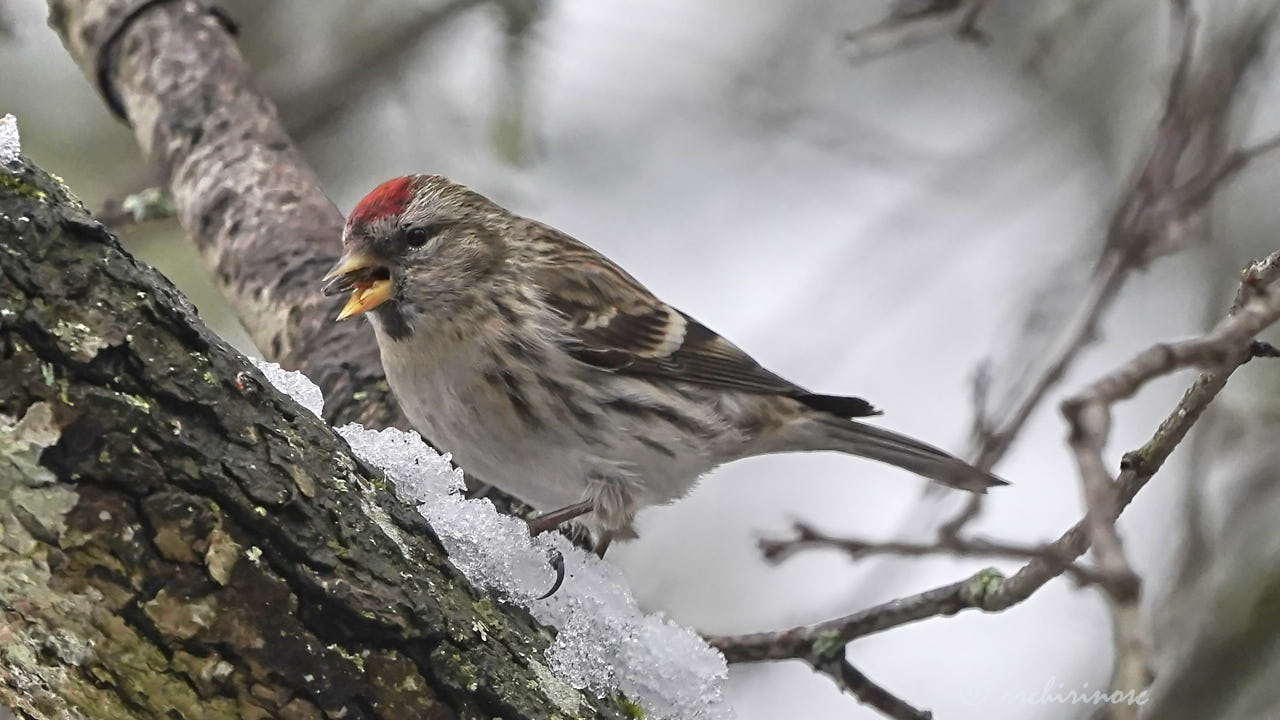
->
[0, 159, 624, 719]
[45, 0, 534, 514]
[46, 0, 384, 427]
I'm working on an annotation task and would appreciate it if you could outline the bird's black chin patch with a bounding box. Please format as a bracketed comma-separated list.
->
[375, 301, 414, 342]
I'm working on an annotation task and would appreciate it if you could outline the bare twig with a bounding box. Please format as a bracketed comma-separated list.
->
[1059, 251, 1280, 713]
[280, 0, 488, 141]
[945, 1, 1279, 538]
[1068, 252, 1280, 414]
[841, 0, 990, 65]
[714, 252, 1280, 675]
[823, 658, 933, 720]
[946, 257, 1130, 534]
[1063, 402, 1148, 719]
[1023, 0, 1109, 74]
[726, 17, 1280, 716]
[760, 521, 1110, 587]
[489, 0, 543, 165]
[712, 371, 1237, 663]
[709, 568, 1003, 663]
[1178, 131, 1280, 211]
[0, 0, 14, 41]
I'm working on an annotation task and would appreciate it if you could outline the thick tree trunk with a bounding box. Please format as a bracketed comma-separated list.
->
[0, 159, 623, 719]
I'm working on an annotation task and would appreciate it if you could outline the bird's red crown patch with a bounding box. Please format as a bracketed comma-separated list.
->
[348, 176, 416, 227]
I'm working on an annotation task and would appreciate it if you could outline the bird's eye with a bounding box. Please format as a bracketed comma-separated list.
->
[405, 223, 444, 248]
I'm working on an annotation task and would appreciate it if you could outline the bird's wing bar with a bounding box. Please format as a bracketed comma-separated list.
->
[533, 228, 877, 417]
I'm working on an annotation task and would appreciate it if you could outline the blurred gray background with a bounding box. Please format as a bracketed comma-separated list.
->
[5, 0, 1280, 717]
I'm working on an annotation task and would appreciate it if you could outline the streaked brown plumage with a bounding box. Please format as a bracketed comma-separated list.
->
[323, 175, 1005, 550]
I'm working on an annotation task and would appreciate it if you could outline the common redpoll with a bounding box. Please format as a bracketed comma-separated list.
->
[323, 175, 1004, 553]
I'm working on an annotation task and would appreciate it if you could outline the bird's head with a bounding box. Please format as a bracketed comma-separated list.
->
[322, 175, 509, 331]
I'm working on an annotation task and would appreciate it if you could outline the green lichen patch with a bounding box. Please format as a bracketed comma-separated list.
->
[0, 170, 48, 203]
[811, 629, 848, 660]
[965, 567, 1007, 608]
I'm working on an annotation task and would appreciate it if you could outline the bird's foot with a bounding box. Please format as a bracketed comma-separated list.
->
[525, 499, 595, 536]
[528, 500, 594, 599]
[536, 548, 566, 600]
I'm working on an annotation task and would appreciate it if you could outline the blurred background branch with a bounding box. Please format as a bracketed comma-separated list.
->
[713, 244, 1280, 713]
[0, 0, 14, 39]
[939, 0, 1278, 538]
[276, 0, 489, 142]
[843, 0, 991, 64]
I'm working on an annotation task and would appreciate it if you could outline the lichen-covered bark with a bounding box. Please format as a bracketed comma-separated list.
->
[0, 159, 623, 719]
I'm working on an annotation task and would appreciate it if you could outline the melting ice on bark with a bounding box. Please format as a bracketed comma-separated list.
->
[254, 360, 733, 719]
[252, 360, 325, 419]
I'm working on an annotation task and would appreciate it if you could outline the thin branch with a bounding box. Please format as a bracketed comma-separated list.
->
[945, 2, 1279, 537]
[822, 658, 933, 720]
[1024, 0, 1109, 74]
[1058, 251, 1280, 714]
[760, 521, 1110, 587]
[709, 569, 1000, 664]
[280, 0, 489, 141]
[713, 252, 1280, 667]
[1067, 252, 1280, 413]
[1178, 131, 1280, 211]
[841, 0, 990, 65]
[0, 0, 13, 41]
[1063, 402, 1148, 719]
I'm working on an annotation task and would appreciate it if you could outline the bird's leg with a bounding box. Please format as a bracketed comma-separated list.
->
[528, 500, 594, 600]
[526, 499, 595, 536]
[591, 532, 613, 558]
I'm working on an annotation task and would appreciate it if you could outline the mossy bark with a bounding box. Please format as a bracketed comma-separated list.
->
[0, 159, 622, 719]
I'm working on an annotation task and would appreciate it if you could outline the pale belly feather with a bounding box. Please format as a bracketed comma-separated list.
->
[371, 316, 742, 532]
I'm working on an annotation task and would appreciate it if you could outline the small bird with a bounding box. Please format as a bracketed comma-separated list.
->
[323, 175, 1004, 554]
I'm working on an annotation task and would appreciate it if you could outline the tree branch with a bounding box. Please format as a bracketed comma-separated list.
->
[278, 0, 489, 141]
[48, 0, 387, 427]
[711, 251, 1280, 678]
[841, 0, 991, 65]
[823, 658, 933, 720]
[1059, 250, 1280, 713]
[760, 521, 1109, 587]
[46, 0, 539, 517]
[945, 0, 1278, 536]
[0, 155, 628, 718]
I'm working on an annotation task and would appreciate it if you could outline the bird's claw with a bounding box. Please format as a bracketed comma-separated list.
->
[537, 547, 566, 600]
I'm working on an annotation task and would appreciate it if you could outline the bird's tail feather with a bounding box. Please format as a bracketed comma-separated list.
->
[791, 415, 1006, 493]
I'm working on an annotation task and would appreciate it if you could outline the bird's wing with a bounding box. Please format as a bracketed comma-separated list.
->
[533, 228, 879, 418]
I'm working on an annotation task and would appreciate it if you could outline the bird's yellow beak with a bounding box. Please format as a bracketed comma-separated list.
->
[321, 252, 393, 321]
